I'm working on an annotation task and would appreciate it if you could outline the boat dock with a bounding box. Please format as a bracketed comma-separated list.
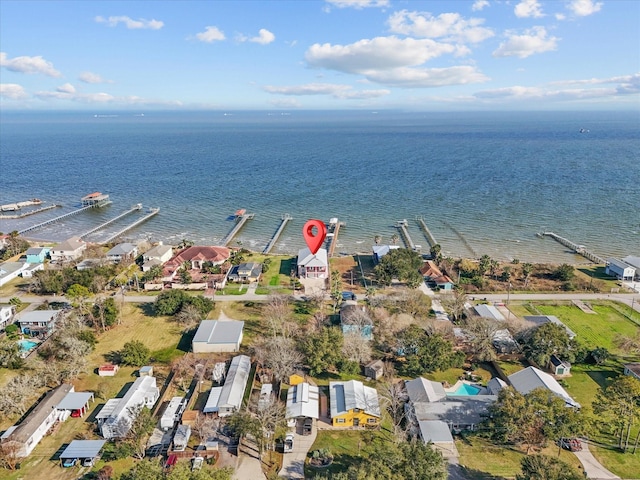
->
[79, 204, 143, 239]
[326, 218, 345, 257]
[101, 208, 160, 244]
[539, 231, 606, 264]
[221, 212, 255, 247]
[18, 205, 96, 235]
[263, 214, 292, 254]
[395, 219, 418, 251]
[416, 216, 438, 249]
[0, 204, 60, 219]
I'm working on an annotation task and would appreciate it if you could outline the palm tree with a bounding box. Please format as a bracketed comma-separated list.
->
[390, 233, 399, 245]
[522, 262, 534, 288]
[374, 235, 382, 245]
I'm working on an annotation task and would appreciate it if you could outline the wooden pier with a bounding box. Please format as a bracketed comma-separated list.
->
[416, 216, 438, 249]
[540, 231, 606, 264]
[18, 205, 95, 235]
[0, 204, 60, 219]
[395, 219, 417, 251]
[221, 213, 255, 247]
[263, 214, 292, 254]
[79, 204, 143, 239]
[326, 218, 345, 257]
[101, 208, 160, 244]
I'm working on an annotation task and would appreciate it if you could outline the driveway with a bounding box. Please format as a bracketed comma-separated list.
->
[279, 422, 318, 479]
[573, 441, 620, 479]
[232, 442, 266, 480]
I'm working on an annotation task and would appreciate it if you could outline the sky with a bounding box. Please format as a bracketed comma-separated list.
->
[0, 0, 639, 111]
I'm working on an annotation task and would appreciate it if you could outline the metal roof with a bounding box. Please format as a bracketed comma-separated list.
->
[203, 387, 223, 413]
[193, 320, 244, 345]
[474, 304, 505, 321]
[297, 247, 328, 267]
[417, 420, 455, 444]
[56, 391, 94, 411]
[405, 377, 446, 404]
[286, 382, 319, 419]
[18, 310, 61, 324]
[60, 440, 106, 460]
[523, 315, 577, 339]
[329, 380, 380, 418]
[508, 366, 580, 408]
[217, 355, 251, 411]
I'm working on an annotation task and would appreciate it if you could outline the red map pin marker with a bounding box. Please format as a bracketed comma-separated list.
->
[303, 219, 327, 255]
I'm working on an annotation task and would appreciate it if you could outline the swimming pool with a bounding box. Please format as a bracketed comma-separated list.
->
[448, 383, 482, 396]
[18, 339, 39, 353]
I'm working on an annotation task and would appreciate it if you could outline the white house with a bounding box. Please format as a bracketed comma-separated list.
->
[202, 355, 251, 416]
[623, 363, 640, 381]
[105, 243, 138, 263]
[0, 262, 41, 287]
[142, 244, 173, 272]
[508, 366, 580, 408]
[286, 382, 320, 425]
[297, 247, 328, 279]
[96, 376, 160, 439]
[0, 304, 16, 330]
[50, 237, 86, 262]
[606, 258, 636, 281]
[622, 256, 640, 279]
[0, 384, 74, 457]
[192, 320, 244, 353]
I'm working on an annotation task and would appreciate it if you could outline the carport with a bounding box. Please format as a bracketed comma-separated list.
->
[59, 439, 106, 467]
[56, 391, 94, 419]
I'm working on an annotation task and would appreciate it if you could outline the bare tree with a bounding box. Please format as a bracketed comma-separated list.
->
[0, 442, 21, 471]
[251, 397, 287, 459]
[174, 303, 201, 330]
[193, 413, 218, 444]
[342, 332, 372, 365]
[463, 317, 504, 362]
[0, 374, 43, 417]
[441, 288, 468, 323]
[378, 380, 408, 442]
[263, 294, 294, 337]
[124, 405, 156, 459]
[254, 336, 302, 384]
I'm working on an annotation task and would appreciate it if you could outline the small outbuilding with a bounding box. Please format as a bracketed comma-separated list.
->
[192, 320, 244, 353]
[364, 359, 385, 381]
[59, 439, 106, 468]
[549, 355, 571, 376]
[98, 364, 119, 376]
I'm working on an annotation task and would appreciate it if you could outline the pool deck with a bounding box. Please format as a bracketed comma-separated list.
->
[445, 380, 488, 396]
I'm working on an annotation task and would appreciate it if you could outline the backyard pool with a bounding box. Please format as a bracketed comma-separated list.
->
[448, 382, 482, 396]
[18, 339, 39, 354]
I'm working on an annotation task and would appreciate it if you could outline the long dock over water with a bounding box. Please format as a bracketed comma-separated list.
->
[539, 231, 606, 264]
[221, 213, 255, 247]
[79, 204, 143, 239]
[263, 214, 292, 254]
[101, 208, 159, 244]
[416, 216, 438, 249]
[18, 205, 96, 235]
[395, 219, 416, 250]
[0, 204, 60, 219]
[326, 218, 345, 257]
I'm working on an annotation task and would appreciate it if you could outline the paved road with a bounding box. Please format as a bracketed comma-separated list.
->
[574, 441, 621, 480]
[279, 422, 318, 479]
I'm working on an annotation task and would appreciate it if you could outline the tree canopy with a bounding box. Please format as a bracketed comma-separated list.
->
[374, 248, 424, 288]
[119, 341, 151, 366]
[516, 455, 584, 480]
[524, 322, 576, 368]
[396, 325, 464, 376]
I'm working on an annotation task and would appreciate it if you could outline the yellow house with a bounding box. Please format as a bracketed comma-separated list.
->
[329, 380, 380, 427]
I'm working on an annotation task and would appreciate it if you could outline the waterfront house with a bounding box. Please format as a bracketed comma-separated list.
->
[0, 304, 16, 331]
[508, 366, 580, 408]
[18, 309, 62, 337]
[162, 245, 230, 282]
[0, 384, 74, 457]
[621, 256, 640, 279]
[25, 247, 49, 264]
[340, 301, 373, 340]
[297, 247, 328, 279]
[142, 244, 173, 272]
[623, 363, 640, 381]
[203, 355, 251, 416]
[419, 260, 454, 291]
[549, 355, 572, 376]
[105, 243, 138, 263]
[49, 237, 86, 262]
[372, 245, 399, 264]
[605, 258, 636, 281]
[329, 380, 380, 427]
[192, 320, 244, 353]
[227, 262, 262, 282]
[96, 376, 159, 439]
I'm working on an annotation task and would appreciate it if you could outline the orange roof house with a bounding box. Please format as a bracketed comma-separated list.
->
[162, 246, 230, 282]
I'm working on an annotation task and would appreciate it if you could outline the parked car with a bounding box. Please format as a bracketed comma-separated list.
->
[559, 438, 582, 452]
[62, 458, 77, 468]
[303, 418, 313, 435]
[284, 433, 294, 453]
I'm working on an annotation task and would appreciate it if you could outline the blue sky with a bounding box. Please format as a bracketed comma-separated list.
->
[1, 0, 638, 110]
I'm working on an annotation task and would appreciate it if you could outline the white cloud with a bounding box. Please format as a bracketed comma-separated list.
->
[79, 71, 111, 84]
[56, 83, 76, 94]
[567, 0, 603, 16]
[269, 98, 302, 108]
[555, 13, 566, 20]
[493, 27, 558, 58]
[472, 0, 489, 11]
[387, 10, 494, 43]
[363, 65, 489, 88]
[33, 88, 183, 106]
[0, 52, 61, 77]
[195, 26, 226, 43]
[306, 36, 456, 73]
[95, 15, 163, 30]
[514, 0, 544, 18]
[238, 29, 275, 45]
[0, 83, 28, 99]
[325, 0, 389, 9]
[263, 82, 390, 99]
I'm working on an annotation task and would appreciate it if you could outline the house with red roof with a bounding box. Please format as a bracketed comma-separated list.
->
[419, 260, 455, 291]
[162, 246, 230, 285]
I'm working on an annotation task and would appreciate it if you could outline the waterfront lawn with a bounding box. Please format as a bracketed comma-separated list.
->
[535, 303, 640, 354]
[576, 266, 625, 292]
